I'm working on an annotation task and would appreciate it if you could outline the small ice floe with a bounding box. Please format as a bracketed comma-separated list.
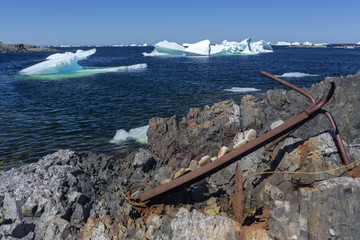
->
[224, 87, 260, 93]
[110, 125, 149, 144]
[275, 72, 320, 78]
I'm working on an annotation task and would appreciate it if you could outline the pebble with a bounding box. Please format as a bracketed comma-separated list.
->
[245, 129, 257, 141]
[198, 156, 211, 166]
[217, 146, 230, 158]
[234, 139, 247, 149]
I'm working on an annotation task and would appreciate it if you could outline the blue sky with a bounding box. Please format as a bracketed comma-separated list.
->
[1, 0, 359, 45]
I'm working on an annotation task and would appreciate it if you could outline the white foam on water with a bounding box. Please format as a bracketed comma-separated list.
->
[110, 125, 149, 144]
[224, 87, 260, 93]
[275, 72, 320, 78]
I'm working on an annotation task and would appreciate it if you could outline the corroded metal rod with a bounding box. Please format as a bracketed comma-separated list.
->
[320, 110, 350, 166]
[138, 72, 342, 203]
[234, 166, 243, 223]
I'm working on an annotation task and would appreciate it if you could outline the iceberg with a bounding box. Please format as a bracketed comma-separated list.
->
[154, 40, 185, 56]
[184, 40, 211, 56]
[224, 87, 260, 93]
[144, 38, 273, 56]
[291, 42, 301, 46]
[110, 125, 149, 144]
[314, 43, 328, 47]
[275, 72, 320, 78]
[250, 40, 273, 53]
[210, 38, 262, 55]
[274, 41, 291, 46]
[357, 41, 360, 45]
[19, 48, 147, 79]
[303, 41, 313, 46]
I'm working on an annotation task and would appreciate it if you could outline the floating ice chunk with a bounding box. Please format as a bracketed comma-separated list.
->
[142, 43, 148, 47]
[19, 48, 147, 78]
[275, 72, 320, 78]
[143, 50, 169, 57]
[110, 125, 149, 144]
[250, 40, 273, 53]
[184, 40, 211, 56]
[314, 43, 329, 47]
[291, 42, 301, 46]
[357, 41, 360, 45]
[274, 41, 291, 46]
[303, 41, 313, 46]
[19, 49, 96, 75]
[154, 40, 185, 55]
[224, 87, 260, 93]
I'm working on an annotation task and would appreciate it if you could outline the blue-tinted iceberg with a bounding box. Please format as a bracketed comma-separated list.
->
[147, 40, 185, 56]
[210, 38, 254, 55]
[19, 48, 147, 79]
[250, 40, 273, 53]
[144, 38, 273, 56]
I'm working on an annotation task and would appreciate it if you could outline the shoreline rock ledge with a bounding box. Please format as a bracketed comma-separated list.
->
[0, 41, 55, 53]
[1, 72, 360, 239]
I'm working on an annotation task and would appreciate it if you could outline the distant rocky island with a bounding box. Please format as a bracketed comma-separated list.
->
[0, 41, 55, 53]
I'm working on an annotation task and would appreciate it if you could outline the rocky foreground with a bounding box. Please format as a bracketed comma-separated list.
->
[1, 73, 360, 239]
[0, 41, 54, 53]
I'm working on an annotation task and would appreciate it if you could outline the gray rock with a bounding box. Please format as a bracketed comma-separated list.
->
[131, 148, 157, 172]
[0, 41, 55, 54]
[147, 100, 241, 167]
[268, 177, 360, 239]
[171, 208, 239, 240]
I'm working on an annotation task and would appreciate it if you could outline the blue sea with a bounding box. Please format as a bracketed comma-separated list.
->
[0, 46, 359, 169]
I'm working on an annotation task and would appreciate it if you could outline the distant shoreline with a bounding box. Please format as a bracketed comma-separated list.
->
[0, 41, 56, 53]
[288, 44, 360, 49]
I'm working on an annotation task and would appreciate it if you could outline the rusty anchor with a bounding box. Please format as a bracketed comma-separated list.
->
[127, 71, 350, 206]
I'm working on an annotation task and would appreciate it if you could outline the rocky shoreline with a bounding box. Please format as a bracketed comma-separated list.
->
[0, 41, 55, 53]
[0, 72, 360, 239]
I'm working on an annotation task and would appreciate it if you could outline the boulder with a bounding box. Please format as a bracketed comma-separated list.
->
[147, 100, 241, 167]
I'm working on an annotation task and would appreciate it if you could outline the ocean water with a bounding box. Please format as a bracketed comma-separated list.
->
[0, 46, 359, 169]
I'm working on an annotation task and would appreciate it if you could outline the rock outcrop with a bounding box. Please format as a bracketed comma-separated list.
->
[147, 100, 240, 167]
[0, 41, 55, 53]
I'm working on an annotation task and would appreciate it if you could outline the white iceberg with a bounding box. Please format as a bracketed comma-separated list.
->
[19, 48, 147, 78]
[275, 72, 320, 78]
[314, 43, 328, 47]
[110, 125, 149, 144]
[184, 40, 211, 56]
[291, 42, 301, 46]
[224, 87, 260, 93]
[250, 40, 273, 53]
[20, 49, 96, 75]
[274, 41, 291, 46]
[357, 41, 360, 45]
[154, 40, 185, 55]
[210, 38, 259, 55]
[303, 41, 313, 46]
[144, 38, 273, 56]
